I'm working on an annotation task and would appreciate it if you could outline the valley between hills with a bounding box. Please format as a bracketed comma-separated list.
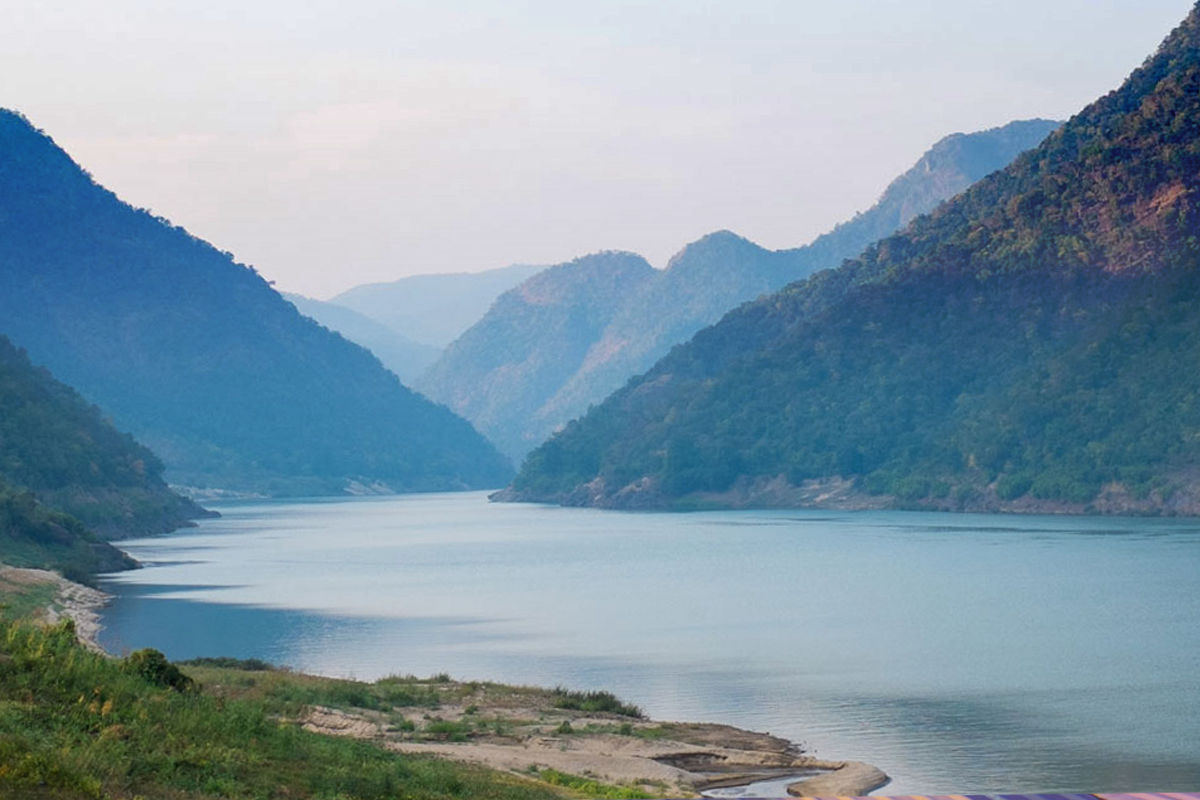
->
[2, 4, 1200, 799]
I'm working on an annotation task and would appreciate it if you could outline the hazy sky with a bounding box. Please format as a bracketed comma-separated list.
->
[5, 1, 1194, 297]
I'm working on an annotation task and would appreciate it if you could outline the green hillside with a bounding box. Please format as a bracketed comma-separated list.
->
[418, 252, 657, 461]
[0, 335, 199, 576]
[423, 122, 1057, 464]
[284, 292, 442, 382]
[0, 111, 512, 494]
[506, 5, 1200, 513]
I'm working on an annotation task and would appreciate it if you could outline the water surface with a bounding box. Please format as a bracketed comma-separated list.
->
[100, 493, 1200, 794]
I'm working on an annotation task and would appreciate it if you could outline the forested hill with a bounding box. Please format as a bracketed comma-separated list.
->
[540, 120, 1061, 438]
[0, 111, 512, 494]
[787, 119, 1062, 275]
[417, 252, 656, 461]
[0, 336, 201, 577]
[505, 4, 1200, 513]
[421, 121, 1057, 465]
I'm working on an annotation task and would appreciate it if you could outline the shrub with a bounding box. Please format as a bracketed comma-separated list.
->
[551, 687, 643, 718]
[123, 648, 194, 692]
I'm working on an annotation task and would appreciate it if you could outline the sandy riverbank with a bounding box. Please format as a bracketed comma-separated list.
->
[302, 697, 888, 798]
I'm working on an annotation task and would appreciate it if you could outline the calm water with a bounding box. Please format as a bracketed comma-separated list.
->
[99, 492, 1200, 794]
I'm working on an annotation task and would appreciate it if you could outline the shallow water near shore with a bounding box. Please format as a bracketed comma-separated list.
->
[99, 492, 1200, 794]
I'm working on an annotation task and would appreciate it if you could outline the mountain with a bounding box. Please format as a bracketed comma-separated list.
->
[417, 252, 656, 461]
[0, 110, 512, 494]
[785, 118, 1064, 275]
[422, 120, 1058, 464]
[505, 5, 1200, 513]
[283, 293, 441, 382]
[545, 120, 1062, 434]
[0, 335, 206, 577]
[332, 263, 545, 349]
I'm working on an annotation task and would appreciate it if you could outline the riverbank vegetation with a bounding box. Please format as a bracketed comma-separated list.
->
[0, 616, 607, 799]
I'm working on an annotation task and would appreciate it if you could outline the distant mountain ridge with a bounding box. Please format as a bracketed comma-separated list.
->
[504, 4, 1200, 513]
[0, 110, 511, 494]
[333, 263, 545, 349]
[283, 293, 441, 382]
[418, 252, 656, 460]
[421, 119, 1059, 463]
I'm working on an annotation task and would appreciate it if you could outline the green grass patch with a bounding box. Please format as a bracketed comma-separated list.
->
[0, 577, 57, 622]
[0, 618, 568, 799]
[550, 688, 643, 719]
[528, 768, 653, 799]
[423, 718, 473, 742]
[181, 662, 444, 714]
[179, 655, 274, 671]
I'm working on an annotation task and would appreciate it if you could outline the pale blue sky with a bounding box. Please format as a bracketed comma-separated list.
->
[4, 1, 1194, 296]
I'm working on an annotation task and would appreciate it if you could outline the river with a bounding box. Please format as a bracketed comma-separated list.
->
[98, 492, 1200, 794]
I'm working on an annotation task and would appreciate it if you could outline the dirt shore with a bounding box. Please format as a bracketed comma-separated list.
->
[0, 565, 109, 651]
[302, 698, 888, 798]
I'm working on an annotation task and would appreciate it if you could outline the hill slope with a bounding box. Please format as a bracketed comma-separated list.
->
[506, 6, 1200, 513]
[333, 263, 545, 349]
[422, 120, 1057, 464]
[0, 335, 203, 576]
[546, 120, 1061, 429]
[0, 111, 512, 494]
[418, 252, 656, 461]
[284, 293, 441, 382]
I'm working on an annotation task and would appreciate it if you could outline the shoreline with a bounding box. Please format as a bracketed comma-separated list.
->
[299, 697, 889, 798]
[0, 565, 109, 651]
[10, 567, 888, 797]
[494, 473, 1200, 517]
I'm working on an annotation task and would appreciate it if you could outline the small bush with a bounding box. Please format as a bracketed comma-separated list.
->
[123, 648, 194, 692]
[423, 719, 471, 742]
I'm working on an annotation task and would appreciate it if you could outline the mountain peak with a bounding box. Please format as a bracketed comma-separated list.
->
[507, 3, 1200, 513]
[665, 230, 765, 272]
[516, 251, 653, 305]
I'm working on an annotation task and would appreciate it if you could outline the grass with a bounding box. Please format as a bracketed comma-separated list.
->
[0, 618, 575, 800]
[527, 768, 654, 799]
[178, 656, 274, 671]
[0, 576, 57, 622]
[550, 688, 644, 719]
[423, 719, 473, 742]
[0, 577, 668, 799]
[182, 662, 445, 714]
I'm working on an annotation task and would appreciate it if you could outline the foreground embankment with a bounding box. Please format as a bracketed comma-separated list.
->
[0, 566, 888, 799]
